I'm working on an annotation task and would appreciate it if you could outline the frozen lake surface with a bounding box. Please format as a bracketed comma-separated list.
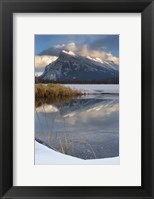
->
[65, 84, 119, 94]
[35, 84, 119, 164]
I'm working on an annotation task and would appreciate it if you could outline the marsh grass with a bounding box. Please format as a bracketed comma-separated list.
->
[59, 136, 65, 154]
[35, 83, 83, 100]
[64, 134, 69, 154]
[35, 108, 44, 134]
[48, 129, 52, 146]
[36, 104, 97, 159]
[71, 143, 74, 155]
[35, 84, 97, 159]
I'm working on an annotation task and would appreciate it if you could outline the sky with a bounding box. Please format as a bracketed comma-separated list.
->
[35, 35, 119, 75]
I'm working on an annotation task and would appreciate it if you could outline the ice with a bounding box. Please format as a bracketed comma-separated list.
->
[65, 84, 119, 94]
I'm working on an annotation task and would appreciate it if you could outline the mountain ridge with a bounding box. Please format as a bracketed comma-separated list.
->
[37, 50, 119, 84]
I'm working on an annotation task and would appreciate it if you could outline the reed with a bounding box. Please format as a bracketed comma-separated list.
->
[35, 83, 83, 99]
[59, 136, 65, 154]
[35, 85, 97, 159]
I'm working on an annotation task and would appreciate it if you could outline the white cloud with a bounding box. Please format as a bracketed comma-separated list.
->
[36, 42, 119, 68]
[61, 42, 119, 65]
[54, 42, 77, 52]
[79, 45, 119, 65]
[66, 42, 78, 52]
[65, 103, 119, 125]
[105, 53, 119, 65]
[54, 44, 65, 48]
[35, 55, 57, 68]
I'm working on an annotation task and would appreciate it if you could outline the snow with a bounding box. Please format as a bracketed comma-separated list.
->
[40, 50, 119, 82]
[65, 84, 119, 94]
[35, 141, 119, 165]
[87, 56, 102, 63]
[62, 50, 76, 56]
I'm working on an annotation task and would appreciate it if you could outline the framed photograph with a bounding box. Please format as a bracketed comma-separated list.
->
[0, 0, 154, 198]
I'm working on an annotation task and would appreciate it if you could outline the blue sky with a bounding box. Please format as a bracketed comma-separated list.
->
[35, 35, 119, 57]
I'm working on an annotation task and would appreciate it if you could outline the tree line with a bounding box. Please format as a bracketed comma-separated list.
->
[35, 76, 119, 84]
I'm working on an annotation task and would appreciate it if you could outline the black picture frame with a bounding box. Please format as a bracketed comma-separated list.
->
[0, 0, 154, 198]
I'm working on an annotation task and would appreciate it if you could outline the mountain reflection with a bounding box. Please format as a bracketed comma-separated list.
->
[35, 94, 119, 160]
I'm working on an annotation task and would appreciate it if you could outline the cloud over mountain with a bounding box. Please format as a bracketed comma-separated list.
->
[38, 50, 119, 83]
[35, 55, 57, 69]
[36, 42, 119, 70]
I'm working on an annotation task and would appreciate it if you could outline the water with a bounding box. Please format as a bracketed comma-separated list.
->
[35, 84, 119, 160]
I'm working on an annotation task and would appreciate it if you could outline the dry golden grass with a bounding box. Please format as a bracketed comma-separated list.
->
[35, 83, 83, 99]
[35, 84, 97, 159]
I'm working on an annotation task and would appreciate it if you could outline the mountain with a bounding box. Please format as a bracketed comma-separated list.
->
[57, 97, 119, 118]
[38, 50, 119, 83]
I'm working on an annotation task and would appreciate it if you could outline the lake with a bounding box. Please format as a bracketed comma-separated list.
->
[35, 84, 119, 160]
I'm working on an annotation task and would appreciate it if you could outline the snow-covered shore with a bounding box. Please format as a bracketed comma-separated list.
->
[35, 141, 119, 165]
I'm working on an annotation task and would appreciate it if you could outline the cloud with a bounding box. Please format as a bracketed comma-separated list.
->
[80, 45, 108, 58]
[78, 44, 119, 65]
[65, 102, 119, 125]
[52, 42, 77, 52]
[66, 42, 78, 51]
[35, 55, 57, 68]
[57, 42, 119, 64]
[38, 42, 119, 66]
[54, 44, 65, 48]
[105, 53, 119, 65]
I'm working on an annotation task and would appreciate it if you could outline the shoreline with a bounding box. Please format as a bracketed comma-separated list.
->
[35, 141, 120, 165]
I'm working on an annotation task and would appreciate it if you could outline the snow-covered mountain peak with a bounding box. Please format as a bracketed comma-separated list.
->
[62, 50, 76, 56]
[39, 51, 119, 83]
[86, 56, 104, 64]
[58, 50, 78, 61]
